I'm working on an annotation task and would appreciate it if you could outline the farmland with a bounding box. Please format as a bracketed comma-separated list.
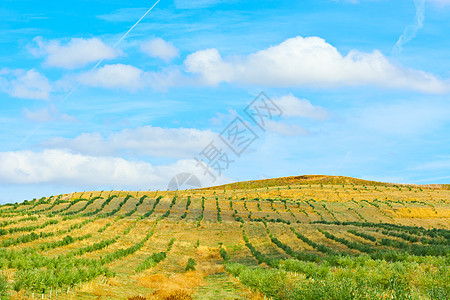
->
[0, 175, 448, 299]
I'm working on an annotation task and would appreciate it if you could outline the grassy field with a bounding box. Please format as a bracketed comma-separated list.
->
[0, 175, 448, 299]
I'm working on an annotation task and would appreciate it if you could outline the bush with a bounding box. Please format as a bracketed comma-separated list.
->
[185, 258, 196, 271]
[219, 248, 228, 261]
[225, 263, 246, 276]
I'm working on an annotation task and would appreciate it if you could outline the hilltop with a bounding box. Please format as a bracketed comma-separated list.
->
[203, 175, 449, 190]
[203, 175, 389, 190]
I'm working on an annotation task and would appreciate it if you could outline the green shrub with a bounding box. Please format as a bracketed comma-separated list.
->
[185, 258, 196, 271]
[219, 248, 229, 261]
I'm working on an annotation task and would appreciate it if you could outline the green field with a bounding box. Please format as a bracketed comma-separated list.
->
[0, 175, 448, 299]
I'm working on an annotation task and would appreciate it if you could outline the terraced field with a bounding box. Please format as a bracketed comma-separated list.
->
[0, 175, 448, 299]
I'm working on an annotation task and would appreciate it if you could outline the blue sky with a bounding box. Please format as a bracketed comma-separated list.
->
[1, 0, 450, 202]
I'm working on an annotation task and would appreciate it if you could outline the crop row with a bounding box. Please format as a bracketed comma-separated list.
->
[135, 238, 175, 273]
[266, 227, 321, 262]
[319, 227, 449, 259]
[50, 198, 89, 215]
[197, 197, 206, 226]
[179, 196, 192, 220]
[242, 229, 278, 267]
[123, 195, 148, 217]
[81, 195, 117, 217]
[138, 196, 163, 219]
[0, 216, 37, 228]
[289, 227, 336, 255]
[229, 200, 244, 223]
[0, 219, 59, 237]
[158, 196, 178, 220]
[99, 194, 133, 217]
[216, 197, 222, 222]
[6, 220, 159, 293]
[312, 220, 450, 240]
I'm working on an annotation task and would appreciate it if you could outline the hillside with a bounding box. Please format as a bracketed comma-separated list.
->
[203, 175, 449, 190]
[0, 176, 448, 299]
[203, 175, 391, 190]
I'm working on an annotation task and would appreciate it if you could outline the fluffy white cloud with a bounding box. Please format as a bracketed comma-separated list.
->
[78, 64, 144, 90]
[184, 36, 448, 93]
[0, 69, 51, 100]
[185, 48, 234, 85]
[141, 38, 179, 62]
[0, 149, 231, 188]
[274, 95, 329, 120]
[23, 104, 77, 122]
[42, 126, 217, 158]
[30, 37, 118, 69]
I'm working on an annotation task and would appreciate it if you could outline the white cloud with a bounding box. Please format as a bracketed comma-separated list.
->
[174, 0, 235, 9]
[274, 95, 329, 120]
[0, 69, 51, 100]
[78, 64, 144, 90]
[208, 94, 325, 136]
[141, 38, 179, 62]
[23, 104, 77, 122]
[248, 94, 327, 136]
[265, 120, 309, 136]
[185, 48, 234, 85]
[76, 64, 187, 92]
[392, 0, 425, 54]
[41, 126, 217, 158]
[0, 149, 231, 188]
[146, 68, 186, 91]
[30, 37, 118, 69]
[184, 36, 448, 93]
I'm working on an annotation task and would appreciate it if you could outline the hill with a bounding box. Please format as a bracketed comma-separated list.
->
[0, 176, 448, 299]
[203, 175, 390, 190]
[203, 174, 449, 190]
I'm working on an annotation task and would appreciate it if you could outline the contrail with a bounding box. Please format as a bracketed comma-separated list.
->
[392, 0, 425, 54]
[17, 0, 161, 148]
[113, 0, 161, 48]
[61, 0, 162, 106]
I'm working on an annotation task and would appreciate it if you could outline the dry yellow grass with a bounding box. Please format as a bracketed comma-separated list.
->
[137, 272, 204, 299]
[389, 207, 450, 218]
